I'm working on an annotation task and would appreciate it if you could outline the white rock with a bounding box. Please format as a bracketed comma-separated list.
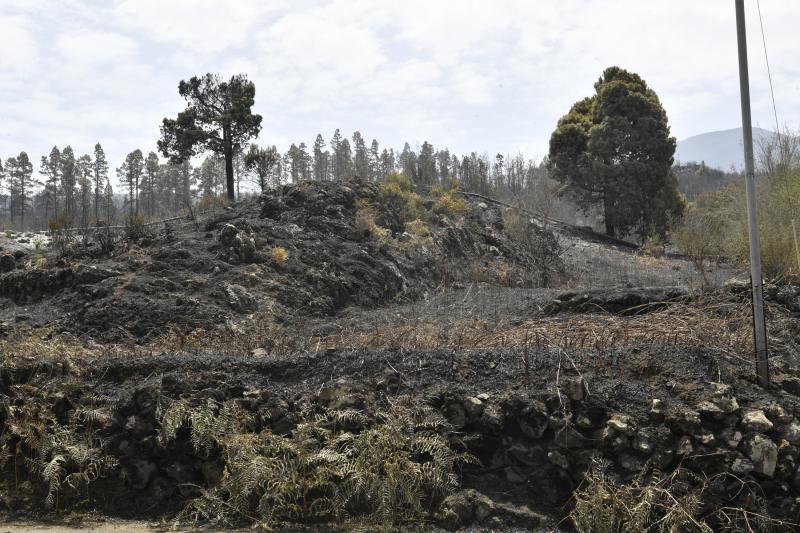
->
[741, 409, 774, 433]
[780, 419, 800, 443]
[743, 434, 778, 477]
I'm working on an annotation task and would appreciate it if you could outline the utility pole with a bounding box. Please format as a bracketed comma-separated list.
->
[792, 218, 800, 273]
[735, 0, 770, 387]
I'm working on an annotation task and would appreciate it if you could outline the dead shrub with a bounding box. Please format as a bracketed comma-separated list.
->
[271, 246, 289, 265]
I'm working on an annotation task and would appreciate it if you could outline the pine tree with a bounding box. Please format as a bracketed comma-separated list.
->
[103, 180, 115, 223]
[548, 66, 684, 240]
[339, 138, 353, 180]
[77, 154, 93, 228]
[417, 141, 436, 187]
[8, 152, 34, 227]
[93, 143, 109, 224]
[331, 129, 343, 180]
[117, 149, 145, 216]
[144, 152, 160, 216]
[0, 159, 4, 219]
[244, 143, 278, 192]
[380, 149, 395, 181]
[436, 149, 451, 182]
[369, 139, 380, 181]
[352, 131, 369, 179]
[313, 134, 328, 181]
[296, 142, 311, 181]
[40, 146, 61, 220]
[159, 73, 262, 200]
[399, 143, 418, 183]
[61, 146, 77, 223]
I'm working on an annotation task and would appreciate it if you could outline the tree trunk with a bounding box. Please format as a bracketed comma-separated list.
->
[603, 189, 615, 238]
[223, 127, 235, 201]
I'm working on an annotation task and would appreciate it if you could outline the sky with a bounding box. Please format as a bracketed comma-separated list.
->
[2, 0, 800, 182]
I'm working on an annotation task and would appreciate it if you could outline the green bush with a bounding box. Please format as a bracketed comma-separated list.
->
[378, 173, 424, 224]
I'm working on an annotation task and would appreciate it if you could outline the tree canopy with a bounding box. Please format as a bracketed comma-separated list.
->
[548, 66, 684, 241]
[158, 73, 262, 200]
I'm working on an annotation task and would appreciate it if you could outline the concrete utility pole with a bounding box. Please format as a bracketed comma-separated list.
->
[735, 0, 770, 387]
[792, 218, 800, 273]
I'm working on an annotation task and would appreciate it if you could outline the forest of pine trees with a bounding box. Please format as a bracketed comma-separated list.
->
[0, 130, 560, 231]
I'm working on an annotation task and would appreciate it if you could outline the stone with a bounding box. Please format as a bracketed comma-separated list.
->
[554, 426, 587, 449]
[519, 401, 549, 439]
[223, 283, 258, 313]
[780, 419, 800, 444]
[619, 453, 643, 472]
[562, 377, 586, 401]
[741, 409, 774, 433]
[606, 413, 635, 436]
[218, 224, 239, 247]
[507, 443, 541, 466]
[481, 405, 504, 434]
[676, 435, 694, 456]
[719, 428, 743, 448]
[667, 408, 701, 434]
[765, 403, 793, 424]
[0, 253, 15, 273]
[693, 428, 715, 446]
[435, 489, 544, 531]
[743, 434, 778, 477]
[574, 404, 606, 429]
[731, 453, 755, 475]
[547, 450, 570, 470]
[697, 400, 726, 420]
[633, 434, 654, 454]
[124, 415, 154, 438]
[464, 396, 485, 418]
[446, 402, 467, 429]
[649, 398, 665, 420]
[505, 466, 528, 484]
[131, 459, 158, 489]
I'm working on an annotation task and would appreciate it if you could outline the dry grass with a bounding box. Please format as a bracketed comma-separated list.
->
[4, 292, 797, 377]
[271, 246, 289, 265]
[140, 294, 798, 370]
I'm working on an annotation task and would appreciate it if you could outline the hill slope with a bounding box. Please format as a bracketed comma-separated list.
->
[675, 126, 776, 170]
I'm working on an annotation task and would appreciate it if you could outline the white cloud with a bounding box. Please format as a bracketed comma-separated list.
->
[0, 14, 37, 73]
[56, 29, 138, 65]
[3, 0, 800, 178]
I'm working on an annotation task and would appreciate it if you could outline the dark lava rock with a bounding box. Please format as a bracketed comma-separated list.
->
[544, 286, 689, 315]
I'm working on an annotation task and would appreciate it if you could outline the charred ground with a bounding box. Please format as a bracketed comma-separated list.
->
[1, 180, 800, 532]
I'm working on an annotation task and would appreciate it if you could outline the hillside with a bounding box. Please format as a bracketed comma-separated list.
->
[0, 180, 799, 532]
[675, 126, 777, 171]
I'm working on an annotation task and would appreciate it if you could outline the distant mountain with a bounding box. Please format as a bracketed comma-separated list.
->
[675, 127, 777, 171]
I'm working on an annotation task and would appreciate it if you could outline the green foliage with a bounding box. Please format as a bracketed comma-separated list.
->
[160, 398, 475, 529]
[688, 135, 800, 278]
[378, 173, 424, 224]
[672, 193, 730, 285]
[26, 238, 47, 270]
[548, 66, 685, 241]
[429, 181, 470, 217]
[159, 73, 262, 200]
[244, 143, 279, 192]
[355, 203, 389, 240]
[124, 212, 147, 240]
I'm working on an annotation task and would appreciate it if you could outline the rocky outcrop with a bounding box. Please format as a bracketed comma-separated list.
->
[544, 286, 689, 315]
